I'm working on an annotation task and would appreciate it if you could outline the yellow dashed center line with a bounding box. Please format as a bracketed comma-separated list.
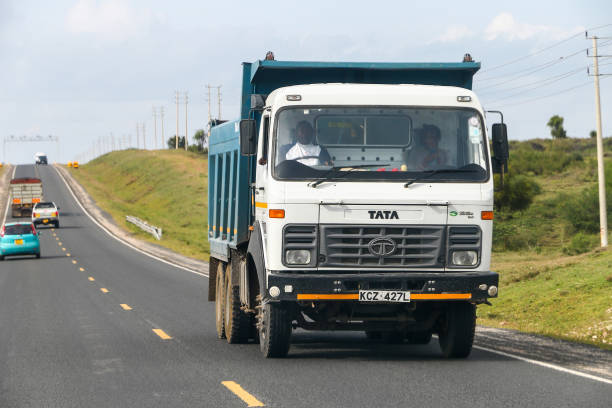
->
[88, 277, 95, 281]
[221, 381, 264, 407]
[100, 288, 109, 293]
[58, 242, 62, 246]
[79, 267, 85, 272]
[62, 247, 66, 251]
[55, 237, 59, 240]
[66, 253, 71, 257]
[120, 304, 133, 311]
[72, 260, 77, 264]
[152, 329, 172, 340]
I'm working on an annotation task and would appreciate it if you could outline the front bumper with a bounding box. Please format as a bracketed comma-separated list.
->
[267, 271, 498, 303]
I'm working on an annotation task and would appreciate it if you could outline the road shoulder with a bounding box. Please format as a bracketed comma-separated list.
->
[0, 164, 14, 221]
[53, 164, 209, 276]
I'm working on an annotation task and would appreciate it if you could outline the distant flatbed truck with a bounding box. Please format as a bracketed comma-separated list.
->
[10, 178, 43, 217]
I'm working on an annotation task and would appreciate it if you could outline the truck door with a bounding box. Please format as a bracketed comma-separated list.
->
[254, 114, 270, 221]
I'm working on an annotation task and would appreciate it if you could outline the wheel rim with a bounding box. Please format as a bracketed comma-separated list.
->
[215, 270, 223, 324]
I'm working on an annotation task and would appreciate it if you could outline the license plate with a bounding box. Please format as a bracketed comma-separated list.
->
[43, 219, 49, 223]
[359, 290, 410, 303]
[14, 239, 24, 245]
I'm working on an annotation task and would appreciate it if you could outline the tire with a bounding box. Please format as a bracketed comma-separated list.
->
[365, 330, 383, 340]
[438, 302, 476, 358]
[55, 222, 60, 228]
[406, 331, 432, 345]
[35, 252, 41, 259]
[0, 256, 4, 261]
[215, 262, 226, 339]
[224, 263, 251, 344]
[257, 295, 292, 358]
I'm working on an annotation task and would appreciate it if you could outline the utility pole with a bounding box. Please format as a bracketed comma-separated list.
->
[590, 35, 608, 247]
[141, 123, 146, 150]
[136, 124, 140, 149]
[184, 91, 189, 150]
[175, 91, 180, 149]
[160, 107, 165, 149]
[217, 85, 222, 120]
[153, 107, 158, 150]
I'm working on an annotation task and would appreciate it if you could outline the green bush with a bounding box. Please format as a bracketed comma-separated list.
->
[495, 174, 541, 211]
[562, 232, 598, 255]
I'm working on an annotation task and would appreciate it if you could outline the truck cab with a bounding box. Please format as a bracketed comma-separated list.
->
[208, 58, 508, 358]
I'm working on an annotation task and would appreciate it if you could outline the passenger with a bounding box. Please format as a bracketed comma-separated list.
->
[285, 121, 331, 166]
[410, 124, 448, 170]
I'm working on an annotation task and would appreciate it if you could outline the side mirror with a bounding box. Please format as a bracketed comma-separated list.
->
[240, 119, 257, 156]
[491, 123, 509, 174]
[250, 94, 267, 111]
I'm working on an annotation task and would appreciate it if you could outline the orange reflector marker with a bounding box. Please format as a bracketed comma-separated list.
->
[481, 211, 494, 220]
[297, 294, 358, 300]
[269, 209, 285, 218]
[13, 199, 21, 204]
[248, 225, 254, 231]
[255, 201, 268, 209]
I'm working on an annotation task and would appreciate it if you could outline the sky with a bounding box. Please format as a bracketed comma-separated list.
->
[1, 0, 611, 164]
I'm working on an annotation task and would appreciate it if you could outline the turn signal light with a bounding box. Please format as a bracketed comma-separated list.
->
[53, 212, 58, 217]
[481, 211, 494, 220]
[269, 209, 285, 218]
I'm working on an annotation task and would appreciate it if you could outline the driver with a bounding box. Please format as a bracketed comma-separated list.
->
[285, 121, 331, 166]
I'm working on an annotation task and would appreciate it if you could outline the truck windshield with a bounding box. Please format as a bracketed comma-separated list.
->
[273, 107, 488, 182]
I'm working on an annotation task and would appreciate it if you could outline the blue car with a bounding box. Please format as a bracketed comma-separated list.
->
[0, 222, 41, 260]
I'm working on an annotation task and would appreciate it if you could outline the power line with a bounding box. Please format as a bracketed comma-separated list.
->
[493, 76, 609, 109]
[479, 23, 612, 75]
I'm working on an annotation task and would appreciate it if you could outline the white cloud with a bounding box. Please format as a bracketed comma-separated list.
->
[485, 12, 583, 42]
[66, 0, 156, 39]
[431, 25, 474, 44]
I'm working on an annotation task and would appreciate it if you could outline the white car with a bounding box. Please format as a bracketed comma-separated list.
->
[32, 202, 60, 228]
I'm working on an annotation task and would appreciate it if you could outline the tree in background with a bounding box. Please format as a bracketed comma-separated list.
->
[590, 130, 597, 138]
[193, 129, 208, 150]
[547, 115, 567, 139]
[167, 135, 185, 149]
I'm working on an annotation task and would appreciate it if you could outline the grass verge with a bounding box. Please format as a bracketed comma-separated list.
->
[70, 149, 209, 260]
[481, 249, 612, 350]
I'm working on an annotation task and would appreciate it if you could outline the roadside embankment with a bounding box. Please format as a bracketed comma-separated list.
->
[54, 154, 208, 275]
[66, 149, 209, 261]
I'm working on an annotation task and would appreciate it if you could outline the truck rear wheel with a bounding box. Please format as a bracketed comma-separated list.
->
[224, 263, 251, 344]
[215, 262, 226, 339]
[257, 295, 292, 358]
[438, 302, 476, 358]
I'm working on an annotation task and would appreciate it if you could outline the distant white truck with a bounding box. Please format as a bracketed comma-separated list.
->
[34, 152, 48, 165]
[10, 178, 43, 217]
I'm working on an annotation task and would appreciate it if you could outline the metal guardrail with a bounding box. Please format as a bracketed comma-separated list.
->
[126, 215, 163, 240]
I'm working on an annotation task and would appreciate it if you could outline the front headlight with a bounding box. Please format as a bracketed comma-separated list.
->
[285, 249, 311, 265]
[451, 250, 478, 266]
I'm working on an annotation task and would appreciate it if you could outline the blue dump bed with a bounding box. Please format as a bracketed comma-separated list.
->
[208, 59, 480, 259]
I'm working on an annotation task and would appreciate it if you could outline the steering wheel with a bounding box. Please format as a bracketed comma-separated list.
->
[288, 155, 321, 161]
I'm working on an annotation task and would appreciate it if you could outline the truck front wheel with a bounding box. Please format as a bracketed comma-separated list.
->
[438, 302, 476, 358]
[256, 295, 292, 358]
[215, 262, 226, 339]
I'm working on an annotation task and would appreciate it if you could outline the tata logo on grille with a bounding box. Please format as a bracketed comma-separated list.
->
[367, 237, 397, 257]
[368, 210, 399, 220]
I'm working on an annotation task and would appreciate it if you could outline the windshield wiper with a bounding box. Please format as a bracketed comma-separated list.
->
[404, 168, 480, 188]
[309, 163, 389, 188]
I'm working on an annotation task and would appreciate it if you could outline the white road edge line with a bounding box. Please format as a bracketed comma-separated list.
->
[473, 344, 612, 385]
[52, 166, 612, 386]
[52, 165, 208, 278]
[2, 166, 17, 224]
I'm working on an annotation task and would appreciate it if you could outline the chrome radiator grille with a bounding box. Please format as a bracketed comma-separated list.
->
[319, 225, 444, 268]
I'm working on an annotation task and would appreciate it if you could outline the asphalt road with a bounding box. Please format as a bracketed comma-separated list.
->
[0, 164, 610, 407]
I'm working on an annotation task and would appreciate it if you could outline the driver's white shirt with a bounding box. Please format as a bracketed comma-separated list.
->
[285, 143, 321, 166]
